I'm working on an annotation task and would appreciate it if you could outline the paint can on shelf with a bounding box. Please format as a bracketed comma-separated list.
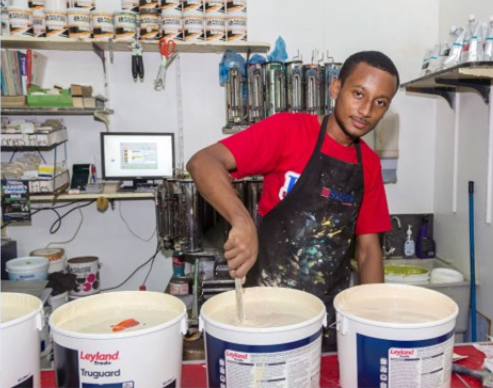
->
[182, 0, 203, 15]
[225, 0, 246, 17]
[6, 256, 49, 281]
[67, 7, 91, 39]
[139, 8, 160, 40]
[114, 10, 137, 41]
[205, 16, 225, 41]
[204, 0, 224, 17]
[122, 0, 139, 12]
[226, 15, 246, 41]
[32, 7, 45, 37]
[67, 256, 100, 297]
[7, 5, 33, 36]
[74, 0, 95, 11]
[139, 0, 159, 10]
[29, 0, 44, 10]
[183, 15, 204, 41]
[161, 15, 182, 40]
[44, 0, 68, 38]
[161, 0, 181, 16]
[91, 9, 114, 40]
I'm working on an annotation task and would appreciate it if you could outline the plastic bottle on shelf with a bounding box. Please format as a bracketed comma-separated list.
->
[403, 224, 415, 258]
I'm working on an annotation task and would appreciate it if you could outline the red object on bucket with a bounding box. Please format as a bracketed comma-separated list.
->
[110, 319, 140, 332]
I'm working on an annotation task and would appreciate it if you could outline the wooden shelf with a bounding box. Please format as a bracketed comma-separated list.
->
[1, 106, 114, 116]
[30, 192, 155, 202]
[1, 36, 270, 54]
[401, 62, 493, 108]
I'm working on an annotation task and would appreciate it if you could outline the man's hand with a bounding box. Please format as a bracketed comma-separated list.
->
[223, 221, 258, 279]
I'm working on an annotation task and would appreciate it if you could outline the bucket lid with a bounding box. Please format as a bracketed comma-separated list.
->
[6, 256, 49, 272]
[334, 283, 458, 328]
[1, 292, 43, 328]
[50, 291, 187, 339]
[430, 268, 465, 283]
[30, 247, 65, 260]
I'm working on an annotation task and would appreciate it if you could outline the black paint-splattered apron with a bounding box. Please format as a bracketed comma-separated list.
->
[246, 115, 364, 351]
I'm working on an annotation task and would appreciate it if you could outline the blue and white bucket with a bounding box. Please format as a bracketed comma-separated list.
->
[200, 287, 327, 388]
[1, 293, 44, 388]
[334, 283, 458, 388]
[6, 256, 49, 281]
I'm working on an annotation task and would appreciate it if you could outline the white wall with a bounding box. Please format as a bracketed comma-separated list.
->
[434, 1, 493, 332]
[3, 0, 441, 291]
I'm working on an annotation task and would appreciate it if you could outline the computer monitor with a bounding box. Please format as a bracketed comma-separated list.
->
[101, 132, 175, 189]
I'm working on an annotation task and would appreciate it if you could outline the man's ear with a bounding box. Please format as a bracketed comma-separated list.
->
[330, 77, 341, 100]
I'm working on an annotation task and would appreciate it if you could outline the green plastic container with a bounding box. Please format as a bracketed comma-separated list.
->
[27, 87, 73, 108]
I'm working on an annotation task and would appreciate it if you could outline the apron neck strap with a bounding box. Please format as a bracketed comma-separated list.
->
[319, 115, 363, 165]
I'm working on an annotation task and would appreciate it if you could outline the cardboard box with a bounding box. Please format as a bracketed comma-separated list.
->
[72, 97, 84, 108]
[1, 96, 27, 107]
[70, 84, 93, 97]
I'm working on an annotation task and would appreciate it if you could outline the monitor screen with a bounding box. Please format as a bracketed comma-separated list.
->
[101, 132, 175, 182]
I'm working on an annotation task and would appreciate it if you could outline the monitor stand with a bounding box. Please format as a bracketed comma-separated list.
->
[118, 179, 158, 192]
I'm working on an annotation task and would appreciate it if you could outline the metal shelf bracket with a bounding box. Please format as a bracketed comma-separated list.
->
[435, 77, 491, 104]
[405, 86, 456, 109]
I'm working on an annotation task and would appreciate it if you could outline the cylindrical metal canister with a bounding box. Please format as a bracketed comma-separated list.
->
[285, 60, 304, 113]
[263, 61, 286, 117]
[246, 62, 265, 124]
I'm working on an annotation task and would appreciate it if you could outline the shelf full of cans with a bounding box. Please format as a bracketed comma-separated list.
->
[223, 57, 342, 132]
[2, 0, 248, 42]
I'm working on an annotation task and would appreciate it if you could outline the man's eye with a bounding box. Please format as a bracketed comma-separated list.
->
[376, 100, 388, 107]
[354, 91, 363, 98]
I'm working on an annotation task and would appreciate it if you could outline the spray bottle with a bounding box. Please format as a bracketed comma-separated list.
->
[403, 225, 415, 258]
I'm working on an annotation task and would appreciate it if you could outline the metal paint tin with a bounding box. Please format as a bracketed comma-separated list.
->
[139, 0, 159, 10]
[183, 15, 204, 41]
[169, 277, 191, 295]
[114, 10, 137, 41]
[263, 61, 286, 117]
[247, 62, 265, 124]
[68, 7, 91, 39]
[226, 15, 246, 41]
[91, 10, 114, 41]
[29, 0, 44, 10]
[285, 60, 304, 113]
[225, 0, 246, 16]
[7, 5, 33, 36]
[303, 64, 321, 116]
[182, 0, 203, 16]
[204, 0, 224, 17]
[122, 0, 139, 12]
[161, 0, 181, 16]
[205, 16, 225, 41]
[161, 15, 182, 40]
[139, 8, 160, 40]
[32, 8, 45, 37]
[74, 0, 95, 11]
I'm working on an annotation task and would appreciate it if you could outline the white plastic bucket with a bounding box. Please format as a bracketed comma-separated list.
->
[1, 293, 43, 388]
[30, 247, 67, 273]
[334, 283, 458, 388]
[49, 291, 188, 387]
[6, 256, 49, 281]
[67, 256, 100, 297]
[200, 287, 327, 388]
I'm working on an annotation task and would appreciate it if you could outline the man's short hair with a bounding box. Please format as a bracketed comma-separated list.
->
[338, 51, 400, 90]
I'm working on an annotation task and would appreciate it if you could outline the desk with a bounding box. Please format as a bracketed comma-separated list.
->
[41, 345, 485, 388]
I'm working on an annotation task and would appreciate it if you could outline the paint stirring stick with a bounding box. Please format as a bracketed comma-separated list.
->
[235, 278, 245, 323]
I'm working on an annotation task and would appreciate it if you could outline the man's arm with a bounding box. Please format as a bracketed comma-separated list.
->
[186, 143, 258, 278]
[355, 233, 384, 283]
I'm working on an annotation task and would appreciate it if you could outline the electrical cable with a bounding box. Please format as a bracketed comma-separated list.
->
[142, 251, 157, 286]
[46, 208, 84, 247]
[101, 242, 160, 292]
[118, 201, 156, 242]
[31, 200, 95, 234]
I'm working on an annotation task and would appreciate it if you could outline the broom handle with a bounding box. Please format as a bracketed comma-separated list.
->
[468, 181, 477, 342]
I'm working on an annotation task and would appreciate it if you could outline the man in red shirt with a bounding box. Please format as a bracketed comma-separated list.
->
[187, 51, 400, 350]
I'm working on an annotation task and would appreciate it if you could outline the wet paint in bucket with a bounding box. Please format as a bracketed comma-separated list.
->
[334, 283, 459, 388]
[67, 256, 100, 297]
[49, 291, 188, 387]
[200, 287, 327, 388]
[1, 293, 43, 388]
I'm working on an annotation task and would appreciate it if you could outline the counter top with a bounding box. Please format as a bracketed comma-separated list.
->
[41, 345, 485, 387]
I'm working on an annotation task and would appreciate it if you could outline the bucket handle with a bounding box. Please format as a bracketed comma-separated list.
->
[198, 315, 204, 332]
[181, 315, 188, 335]
[36, 309, 45, 332]
[334, 315, 348, 336]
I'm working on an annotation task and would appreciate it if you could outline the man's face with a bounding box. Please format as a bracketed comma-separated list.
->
[330, 62, 397, 140]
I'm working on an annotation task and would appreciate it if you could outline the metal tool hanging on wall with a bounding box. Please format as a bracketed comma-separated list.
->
[154, 37, 178, 91]
[224, 66, 247, 131]
[131, 40, 144, 81]
[246, 62, 265, 124]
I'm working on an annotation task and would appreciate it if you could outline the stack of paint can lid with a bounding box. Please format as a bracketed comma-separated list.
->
[4, 0, 248, 42]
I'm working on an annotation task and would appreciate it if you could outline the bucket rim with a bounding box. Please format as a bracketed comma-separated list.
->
[334, 283, 459, 329]
[6, 256, 49, 272]
[49, 291, 187, 340]
[1, 292, 43, 329]
[200, 287, 327, 333]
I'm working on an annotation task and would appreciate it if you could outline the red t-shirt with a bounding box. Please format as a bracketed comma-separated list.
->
[220, 112, 391, 235]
